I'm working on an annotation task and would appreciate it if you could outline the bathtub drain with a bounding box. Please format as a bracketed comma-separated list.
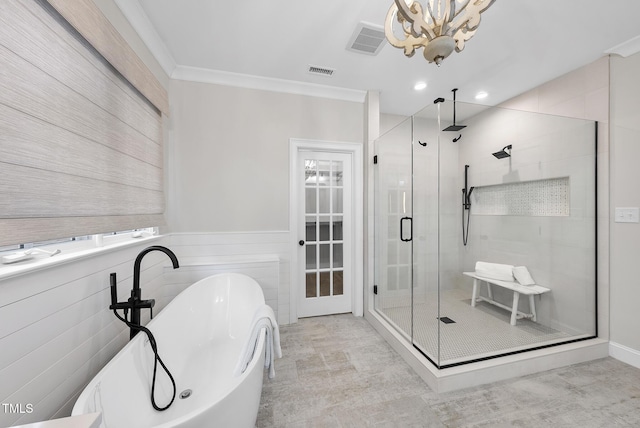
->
[180, 389, 192, 399]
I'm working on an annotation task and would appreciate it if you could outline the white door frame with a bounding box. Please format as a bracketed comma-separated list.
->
[289, 138, 363, 323]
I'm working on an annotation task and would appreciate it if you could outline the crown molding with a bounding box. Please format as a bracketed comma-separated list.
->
[605, 35, 640, 58]
[113, 0, 365, 104]
[171, 65, 367, 104]
[112, 0, 177, 77]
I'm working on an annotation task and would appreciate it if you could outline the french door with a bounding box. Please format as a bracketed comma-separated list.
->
[297, 150, 352, 317]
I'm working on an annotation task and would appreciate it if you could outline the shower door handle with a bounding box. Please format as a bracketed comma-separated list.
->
[400, 217, 412, 242]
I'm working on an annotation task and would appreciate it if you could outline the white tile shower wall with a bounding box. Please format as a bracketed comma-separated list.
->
[499, 56, 609, 338]
[458, 110, 597, 334]
[166, 232, 290, 325]
[0, 237, 169, 426]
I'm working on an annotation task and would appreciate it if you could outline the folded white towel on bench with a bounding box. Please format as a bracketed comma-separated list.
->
[475, 261, 515, 282]
[513, 266, 536, 285]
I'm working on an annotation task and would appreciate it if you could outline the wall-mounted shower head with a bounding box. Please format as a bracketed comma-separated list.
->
[492, 144, 512, 159]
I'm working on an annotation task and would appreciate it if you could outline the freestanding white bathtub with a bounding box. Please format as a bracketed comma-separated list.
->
[72, 273, 267, 428]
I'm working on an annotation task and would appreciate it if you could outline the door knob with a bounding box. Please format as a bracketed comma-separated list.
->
[299, 240, 305, 246]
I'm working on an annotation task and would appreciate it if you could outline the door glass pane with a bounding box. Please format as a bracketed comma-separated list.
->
[306, 245, 316, 269]
[305, 188, 316, 213]
[331, 161, 343, 186]
[305, 160, 316, 183]
[333, 244, 343, 268]
[332, 188, 343, 213]
[320, 272, 330, 297]
[319, 216, 330, 241]
[306, 273, 317, 298]
[305, 217, 316, 242]
[319, 188, 330, 213]
[332, 218, 343, 240]
[333, 271, 343, 295]
[318, 160, 330, 186]
[319, 244, 330, 269]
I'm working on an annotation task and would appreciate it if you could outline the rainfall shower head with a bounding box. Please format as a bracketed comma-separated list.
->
[442, 88, 466, 132]
[492, 145, 512, 159]
[443, 124, 466, 132]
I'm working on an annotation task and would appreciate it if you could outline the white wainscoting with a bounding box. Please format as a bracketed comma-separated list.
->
[162, 255, 280, 318]
[0, 237, 169, 427]
[166, 232, 291, 325]
[0, 231, 291, 425]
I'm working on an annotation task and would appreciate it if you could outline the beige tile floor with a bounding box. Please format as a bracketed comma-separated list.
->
[257, 314, 640, 427]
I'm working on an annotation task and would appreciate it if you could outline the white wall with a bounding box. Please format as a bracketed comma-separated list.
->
[166, 79, 364, 325]
[167, 79, 363, 233]
[609, 52, 640, 365]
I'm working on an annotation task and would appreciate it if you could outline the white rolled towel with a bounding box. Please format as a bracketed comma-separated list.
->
[513, 266, 536, 285]
[475, 261, 515, 282]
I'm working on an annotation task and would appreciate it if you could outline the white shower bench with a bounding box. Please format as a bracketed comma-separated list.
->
[463, 272, 550, 326]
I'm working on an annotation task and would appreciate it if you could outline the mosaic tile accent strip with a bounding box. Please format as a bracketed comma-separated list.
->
[472, 177, 569, 216]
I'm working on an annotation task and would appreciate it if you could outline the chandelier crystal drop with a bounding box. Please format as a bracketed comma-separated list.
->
[385, 0, 495, 65]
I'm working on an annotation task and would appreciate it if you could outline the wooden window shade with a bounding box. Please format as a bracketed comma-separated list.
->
[0, 0, 166, 247]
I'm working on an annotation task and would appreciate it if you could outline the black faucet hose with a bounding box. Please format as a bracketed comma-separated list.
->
[112, 309, 176, 411]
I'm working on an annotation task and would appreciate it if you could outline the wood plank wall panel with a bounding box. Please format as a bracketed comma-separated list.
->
[42, 0, 169, 115]
[0, 239, 169, 426]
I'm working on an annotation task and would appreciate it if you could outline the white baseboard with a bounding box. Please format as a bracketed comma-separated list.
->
[609, 341, 640, 369]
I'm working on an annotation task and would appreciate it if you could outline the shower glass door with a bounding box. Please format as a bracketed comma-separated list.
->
[373, 109, 442, 365]
[373, 117, 414, 342]
[410, 106, 442, 363]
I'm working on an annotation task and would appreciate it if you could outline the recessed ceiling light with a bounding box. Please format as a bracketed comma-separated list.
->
[475, 91, 488, 100]
[414, 81, 427, 91]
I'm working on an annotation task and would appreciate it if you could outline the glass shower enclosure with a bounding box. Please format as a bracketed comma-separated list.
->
[373, 99, 598, 368]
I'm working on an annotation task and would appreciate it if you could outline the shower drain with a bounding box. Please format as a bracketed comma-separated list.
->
[180, 389, 192, 399]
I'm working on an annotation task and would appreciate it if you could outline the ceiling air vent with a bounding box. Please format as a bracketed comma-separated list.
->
[347, 22, 386, 55]
[308, 65, 335, 77]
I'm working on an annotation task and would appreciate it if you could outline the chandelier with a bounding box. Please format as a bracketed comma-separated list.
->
[385, 0, 495, 65]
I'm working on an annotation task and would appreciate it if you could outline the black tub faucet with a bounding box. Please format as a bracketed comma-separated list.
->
[110, 246, 180, 339]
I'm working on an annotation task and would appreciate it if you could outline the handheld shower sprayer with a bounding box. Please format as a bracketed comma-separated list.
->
[462, 165, 473, 246]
